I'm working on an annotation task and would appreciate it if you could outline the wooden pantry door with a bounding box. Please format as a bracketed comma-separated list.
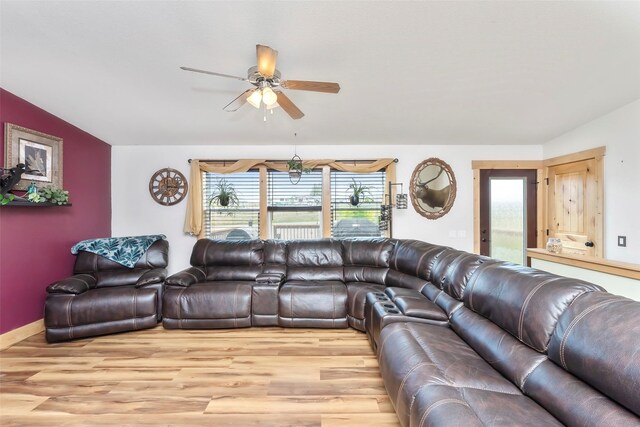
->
[546, 158, 601, 257]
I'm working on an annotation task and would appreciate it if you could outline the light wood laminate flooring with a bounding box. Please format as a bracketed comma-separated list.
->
[0, 326, 400, 426]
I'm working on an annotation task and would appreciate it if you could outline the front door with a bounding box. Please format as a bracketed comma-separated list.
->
[480, 169, 538, 265]
[547, 159, 598, 257]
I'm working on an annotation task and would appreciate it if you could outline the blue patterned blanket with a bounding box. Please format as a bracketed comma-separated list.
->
[71, 235, 166, 268]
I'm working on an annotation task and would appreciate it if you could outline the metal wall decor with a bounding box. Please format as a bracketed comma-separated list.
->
[149, 168, 188, 206]
[410, 158, 457, 220]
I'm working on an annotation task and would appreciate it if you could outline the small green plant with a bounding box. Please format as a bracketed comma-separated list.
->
[27, 191, 44, 203]
[208, 179, 239, 207]
[0, 193, 15, 205]
[40, 186, 70, 205]
[347, 178, 372, 206]
[286, 158, 311, 174]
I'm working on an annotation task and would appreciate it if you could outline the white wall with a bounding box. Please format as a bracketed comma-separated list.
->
[112, 144, 542, 273]
[543, 99, 640, 263]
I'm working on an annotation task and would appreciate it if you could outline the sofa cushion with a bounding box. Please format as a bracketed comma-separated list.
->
[190, 239, 264, 268]
[279, 281, 348, 327]
[441, 252, 494, 300]
[427, 248, 466, 288]
[45, 286, 157, 327]
[378, 322, 522, 427]
[342, 238, 395, 267]
[410, 385, 562, 427]
[547, 292, 640, 416]
[389, 240, 449, 281]
[163, 281, 253, 320]
[463, 262, 604, 352]
[286, 240, 344, 281]
[345, 281, 385, 326]
[74, 239, 169, 273]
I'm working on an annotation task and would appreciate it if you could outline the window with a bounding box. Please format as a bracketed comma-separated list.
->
[267, 170, 323, 240]
[331, 170, 386, 238]
[202, 171, 260, 240]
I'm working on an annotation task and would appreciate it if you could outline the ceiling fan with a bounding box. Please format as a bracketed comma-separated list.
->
[181, 44, 340, 120]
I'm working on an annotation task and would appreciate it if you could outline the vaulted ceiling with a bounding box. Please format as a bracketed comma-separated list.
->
[2, 1, 639, 146]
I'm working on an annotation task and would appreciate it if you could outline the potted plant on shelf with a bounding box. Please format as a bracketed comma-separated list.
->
[208, 179, 239, 207]
[347, 178, 371, 206]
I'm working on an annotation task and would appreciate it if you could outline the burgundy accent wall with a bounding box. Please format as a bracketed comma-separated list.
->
[0, 89, 111, 334]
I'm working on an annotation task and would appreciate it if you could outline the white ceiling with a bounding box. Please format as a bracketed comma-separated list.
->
[1, 1, 639, 146]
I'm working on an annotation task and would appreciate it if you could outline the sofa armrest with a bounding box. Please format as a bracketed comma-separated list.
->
[166, 267, 206, 287]
[47, 274, 97, 295]
[256, 272, 285, 285]
[136, 268, 167, 287]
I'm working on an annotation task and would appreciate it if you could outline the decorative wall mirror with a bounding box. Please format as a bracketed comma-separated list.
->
[410, 158, 457, 220]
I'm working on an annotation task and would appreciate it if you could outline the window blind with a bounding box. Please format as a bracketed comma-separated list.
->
[330, 170, 386, 238]
[267, 170, 323, 239]
[202, 170, 260, 240]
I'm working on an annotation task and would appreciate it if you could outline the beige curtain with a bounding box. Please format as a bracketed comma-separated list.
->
[183, 158, 397, 236]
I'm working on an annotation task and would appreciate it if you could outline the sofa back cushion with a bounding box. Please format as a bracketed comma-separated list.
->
[389, 239, 449, 281]
[342, 238, 395, 285]
[189, 239, 264, 281]
[75, 239, 169, 287]
[262, 240, 288, 276]
[441, 253, 495, 300]
[286, 240, 344, 281]
[428, 249, 466, 289]
[463, 262, 604, 353]
[547, 292, 640, 416]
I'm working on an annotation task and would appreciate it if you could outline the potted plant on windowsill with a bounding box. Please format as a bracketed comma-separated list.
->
[208, 179, 239, 207]
[347, 178, 371, 206]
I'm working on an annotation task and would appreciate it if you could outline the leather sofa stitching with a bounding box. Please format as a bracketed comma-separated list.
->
[66, 297, 74, 340]
[233, 284, 239, 329]
[415, 252, 430, 278]
[466, 263, 500, 312]
[290, 286, 295, 327]
[559, 299, 615, 369]
[176, 286, 188, 329]
[518, 278, 558, 342]
[202, 240, 213, 268]
[396, 361, 438, 410]
[378, 325, 412, 358]
[520, 356, 547, 389]
[420, 398, 470, 427]
[332, 284, 336, 328]
[133, 291, 137, 330]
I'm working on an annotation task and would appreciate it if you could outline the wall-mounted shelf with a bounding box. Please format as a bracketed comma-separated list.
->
[1, 198, 72, 207]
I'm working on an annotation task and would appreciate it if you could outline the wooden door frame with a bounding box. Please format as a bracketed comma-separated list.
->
[542, 147, 605, 258]
[472, 161, 544, 254]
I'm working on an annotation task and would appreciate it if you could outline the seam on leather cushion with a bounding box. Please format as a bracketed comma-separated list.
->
[520, 356, 547, 389]
[378, 325, 412, 359]
[397, 361, 438, 411]
[559, 299, 616, 369]
[517, 278, 559, 343]
[420, 398, 471, 427]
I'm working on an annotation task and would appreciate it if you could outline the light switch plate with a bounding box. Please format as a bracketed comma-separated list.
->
[618, 236, 627, 247]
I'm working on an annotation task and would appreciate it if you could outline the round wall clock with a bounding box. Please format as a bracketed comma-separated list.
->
[149, 168, 188, 206]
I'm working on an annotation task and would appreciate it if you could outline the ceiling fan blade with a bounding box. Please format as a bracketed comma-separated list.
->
[180, 66, 248, 82]
[223, 89, 254, 112]
[256, 44, 278, 78]
[274, 91, 304, 120]
[281, 80, 340, 93]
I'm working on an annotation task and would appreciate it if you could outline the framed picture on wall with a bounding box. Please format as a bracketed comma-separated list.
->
[4, 123, 63, 191]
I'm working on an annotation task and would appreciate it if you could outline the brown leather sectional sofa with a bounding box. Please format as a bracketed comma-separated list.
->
[44, 239, 168, 343]
[163, 238, 640, 425]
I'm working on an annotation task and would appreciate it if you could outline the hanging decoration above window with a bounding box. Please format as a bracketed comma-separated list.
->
[287, 154, 310, 184]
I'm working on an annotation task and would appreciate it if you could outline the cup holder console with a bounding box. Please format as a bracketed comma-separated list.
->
[382, 303, 395, 309]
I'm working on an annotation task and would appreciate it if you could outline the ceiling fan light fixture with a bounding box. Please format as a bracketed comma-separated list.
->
[262, 87, 278, 106]
[247, 90, 262, 108]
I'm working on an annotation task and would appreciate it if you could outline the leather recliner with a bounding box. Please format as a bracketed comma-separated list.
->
[44, 239, 168, 343]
